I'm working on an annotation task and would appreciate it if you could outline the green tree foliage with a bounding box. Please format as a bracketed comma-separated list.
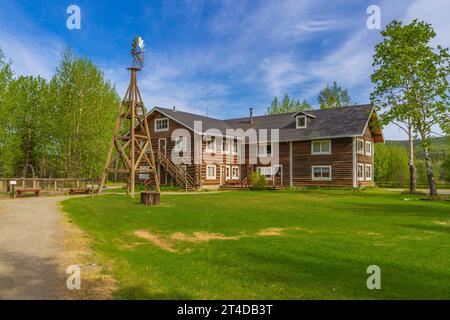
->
[317, 81, 352, 109]
[50, 49, 120, 178]
[5, 76, 50, 177]
[267, 94, 312, 115]
[371, 19, 450, 197]
[374, 144, 409, 184]
[0, 48, 14, 176]
[0, 47, 120, 179]
[249, 171, 268, 190]
[442, 153, 450, 182]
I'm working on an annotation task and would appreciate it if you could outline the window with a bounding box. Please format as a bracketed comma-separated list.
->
[365, 164, 372, 181]
[206, 165, 216, 180]
[232, 166, 240, 179]
[226, 166, 231, 180]
[258, 143, 272, 157]
[233, 139, 239, 154]
[174, 137, 187, 152]
[357, 138, 364, 154]
[155, 118, 169, 132]
[312, 166, 332, 181]
[365, 141, 372, 156]
[257, 167, 273, 177]
[357, 163, 364, 181]
[222, 139, 231, 154]
[205, 136, 216, 153]
[296, 115, 307, 129]
[311, 140, 331, 155]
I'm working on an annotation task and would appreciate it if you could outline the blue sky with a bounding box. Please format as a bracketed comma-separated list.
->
[1, 0, 449, 139]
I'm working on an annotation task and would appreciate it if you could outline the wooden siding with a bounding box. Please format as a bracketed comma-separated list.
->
[356, 126, 375, 187]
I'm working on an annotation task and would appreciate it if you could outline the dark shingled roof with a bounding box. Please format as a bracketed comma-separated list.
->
[225, 104, 375, 141]
[149, 104, 376, 141]
[152, 107, 233, 132]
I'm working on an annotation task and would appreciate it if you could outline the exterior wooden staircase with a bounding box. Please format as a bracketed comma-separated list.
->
[156, 150, 197, 191]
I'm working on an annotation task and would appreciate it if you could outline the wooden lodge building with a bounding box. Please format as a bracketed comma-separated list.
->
[136, 104, 384, 190]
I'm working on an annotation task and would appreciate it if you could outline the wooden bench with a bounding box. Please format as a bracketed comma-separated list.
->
[69, 188, 90, 195]
[16, 189, 41, 197]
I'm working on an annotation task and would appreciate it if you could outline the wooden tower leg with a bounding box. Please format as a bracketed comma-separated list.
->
[99, 67, 160, 199]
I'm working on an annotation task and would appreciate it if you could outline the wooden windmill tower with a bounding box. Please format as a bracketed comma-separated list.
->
[98, 36, 160, 198]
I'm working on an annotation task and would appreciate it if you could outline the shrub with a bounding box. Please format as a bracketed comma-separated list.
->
[249, 172, 268, 190]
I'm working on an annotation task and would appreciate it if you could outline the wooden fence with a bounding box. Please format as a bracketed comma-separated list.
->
[0, 178, 95, 193]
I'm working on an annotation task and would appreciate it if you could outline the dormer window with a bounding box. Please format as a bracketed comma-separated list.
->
[296, 115, 307, 129]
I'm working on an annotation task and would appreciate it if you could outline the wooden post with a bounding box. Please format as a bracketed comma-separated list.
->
[98, 65, 160, 200]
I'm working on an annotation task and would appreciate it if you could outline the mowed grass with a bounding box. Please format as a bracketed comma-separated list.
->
[61, 189, 450, 299]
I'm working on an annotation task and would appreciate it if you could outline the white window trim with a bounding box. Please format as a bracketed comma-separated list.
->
[222, 140, 231, 155]
[311, 140, 331, 155]
[296, 115, 307, 129]
[174, 136, 187, 152]
[225, 166, 231, 180]
[155, 118, 169, 132]
[232, 140, 239, 155]
[365, 164, 372, 181]
[258, 143, 272, 157]
[311, 166, 332, 181]
[365, 141, 372, 156]
[206, 165, 216, 180]
[357, 138, 365, 155]
[205, 136, 216, 153]
[232, 166, 240, 179]
[257, 166, 273, 178]
[357, 163, 364, 181]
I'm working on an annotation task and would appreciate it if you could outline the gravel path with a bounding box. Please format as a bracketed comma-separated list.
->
[0, 196, 72, 300]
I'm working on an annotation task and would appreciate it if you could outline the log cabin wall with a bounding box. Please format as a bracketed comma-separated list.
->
[356, 126, 375, 187]
[244, 138, 354, 187]
[139, 110, 241, 188]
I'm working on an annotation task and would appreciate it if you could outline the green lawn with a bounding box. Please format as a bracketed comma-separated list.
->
[61, 189, 450, 299]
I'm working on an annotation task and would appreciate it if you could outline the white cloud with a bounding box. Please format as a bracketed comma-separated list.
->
[0, 28, 62, 79]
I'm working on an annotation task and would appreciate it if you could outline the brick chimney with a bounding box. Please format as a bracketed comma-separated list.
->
[249, 107, 254, 125]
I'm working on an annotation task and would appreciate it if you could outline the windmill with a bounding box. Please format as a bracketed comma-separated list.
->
[98, 36, 160, 198]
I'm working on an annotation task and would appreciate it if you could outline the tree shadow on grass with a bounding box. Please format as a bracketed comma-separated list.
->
[204, 245, 450, 299]
[338, 201, 449, 219]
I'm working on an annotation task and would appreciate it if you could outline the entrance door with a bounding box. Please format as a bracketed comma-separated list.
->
[273, 165, 283, 187]
[158, 138, 167, 155]
[220, 165, 227, 185]
[158, 138, 167, 184]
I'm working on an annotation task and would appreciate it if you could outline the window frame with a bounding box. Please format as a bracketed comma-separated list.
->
[258, 143, 272, 157]
[222, 139, 232, 155]
[357, 163, 364, 181]
[357, 138, 365, 154]
[311, 140, 332, 155]
[365, 141, 372, 156]
[364, 164, 372, 181]
[232, 166, 240, 179]
[206, 165, 216, 180]
[154, 118, 169, 132]
[311, 166, 332, 181]
[174, 136, 187, 152]
[232, 139, 239, 154]
[257, 166, 273, 178]
[205, 136, 217, 153]
[296, 115, 307, 129]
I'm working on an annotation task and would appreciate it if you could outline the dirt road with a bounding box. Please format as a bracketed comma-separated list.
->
[0, 196, 71, 299]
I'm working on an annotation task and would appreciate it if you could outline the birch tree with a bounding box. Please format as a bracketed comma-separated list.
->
[371, 20, 450, 197]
